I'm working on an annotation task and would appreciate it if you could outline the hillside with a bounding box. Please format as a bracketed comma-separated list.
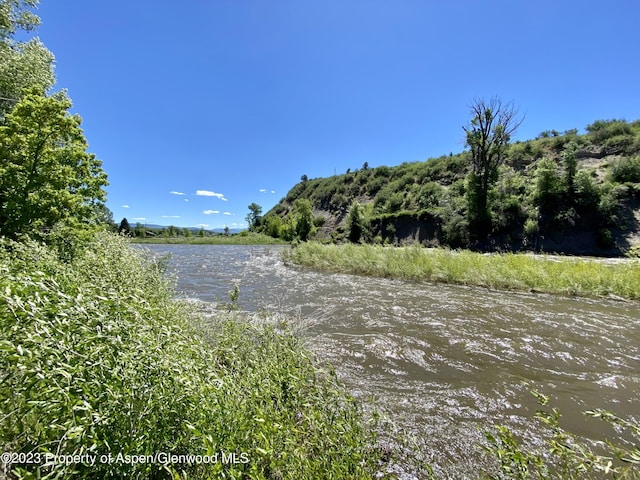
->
[256, 119, 640, 256]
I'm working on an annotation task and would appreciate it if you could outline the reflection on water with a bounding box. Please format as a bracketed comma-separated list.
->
[140, 244, 640, 478]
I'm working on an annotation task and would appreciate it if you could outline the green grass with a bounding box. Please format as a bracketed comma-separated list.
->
[0, 233, 388, 479]
[130, 232, 288, 245]
[287, 242, 640, 301]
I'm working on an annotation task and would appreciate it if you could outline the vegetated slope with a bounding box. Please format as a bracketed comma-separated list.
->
[258, 119, 640, 256]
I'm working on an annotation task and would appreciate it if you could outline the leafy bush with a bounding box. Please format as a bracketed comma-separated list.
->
[586, 119, 633, 143]
[441, 214, 469, 248]
[523, 218, 539, 237]
[574, 170, 601, 209]
[610, 155, 640, 183]
[532, 158, 563, 211]
[484, 390, 640, 479]
[598, 188, 621, 227]
[604, 133, 635, 154]
[0, 234, 384, 479]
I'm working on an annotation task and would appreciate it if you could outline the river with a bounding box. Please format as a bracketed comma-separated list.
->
[140, 244, 640, 478]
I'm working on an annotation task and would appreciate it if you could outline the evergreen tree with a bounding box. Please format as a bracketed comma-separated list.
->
[118, 218, 131, 236]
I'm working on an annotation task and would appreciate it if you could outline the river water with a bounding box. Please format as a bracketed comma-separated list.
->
[141, 244, 640, 478]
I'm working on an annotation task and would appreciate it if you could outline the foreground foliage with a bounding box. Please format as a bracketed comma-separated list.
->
[287, 242, 640, 300]
[484, 390, 640, 479]
[0, 233, 384, 479]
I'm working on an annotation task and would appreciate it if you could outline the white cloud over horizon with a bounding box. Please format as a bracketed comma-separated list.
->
[196, 190, 227, 201]
[132, 217, 146, 221]
[203, 210, 220, 215]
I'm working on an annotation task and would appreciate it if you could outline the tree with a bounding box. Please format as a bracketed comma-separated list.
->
[562, 142, 578, 195]
[264, 214, 282, 238]
[0, 90, 109, 239]
[0, 0, 41, 40]
[347, 200, 368, 243]
[118, 218, 131, 236]
[1, 38, 54, 119]
[245, 202, 262, 230]
[463, 97, 523, 237]
[293, 198, 313, 241]
[0, 0, 54, 120]
[532, 158, 562, 212]
[135, 222, 146, 238]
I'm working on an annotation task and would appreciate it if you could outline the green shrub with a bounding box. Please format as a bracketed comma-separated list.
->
[610, 156, 640, 183]
[586, 119, 633, 143]
[523, 218, 539, 237]
[0, 234, 385, 479]
[574, 170, 601, 209]
[485, 390, 640, 479]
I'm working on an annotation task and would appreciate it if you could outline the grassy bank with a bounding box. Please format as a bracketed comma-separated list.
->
[0, 234, 385, 479]
[287, 242, 640, 300]
[131, 232, 287, 245]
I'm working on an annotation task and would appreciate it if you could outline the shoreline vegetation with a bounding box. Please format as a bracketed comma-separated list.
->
[286, 242, 640, 301]
[3, 235, 639, 478]
[130, 232, 288, 245]
[0, 234, 395, 479]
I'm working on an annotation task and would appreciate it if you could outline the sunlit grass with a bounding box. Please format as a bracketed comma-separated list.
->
[287, 242, 640, 300]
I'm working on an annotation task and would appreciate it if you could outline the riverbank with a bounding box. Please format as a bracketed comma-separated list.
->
[0, 234, 387, 479]
[286, 242, 640, 301]
[130, 232, 287, 245]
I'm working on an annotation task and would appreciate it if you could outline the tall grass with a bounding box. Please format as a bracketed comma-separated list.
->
[131, 232, 287, 245]
[287, 243, 640, 300]
[0, 233, 387, 479]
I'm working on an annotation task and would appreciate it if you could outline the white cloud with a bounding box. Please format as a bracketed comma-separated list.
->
[195, 224, 209, 228]
[259, 189, 267, 193]
[184, 199, 189, 202]
[121, 204, 130, 208]
[223, 212, 232, 216]
[132, 217, 146, 221]
[203, 210, 219, 215]
[162, 215, 181, 218]
[170, 191, 186, 196]
[196, 190, 227, 201]
[271, 190, 276, 194]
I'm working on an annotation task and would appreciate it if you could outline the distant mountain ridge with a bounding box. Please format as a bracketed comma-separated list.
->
[256, 119, 640, 256]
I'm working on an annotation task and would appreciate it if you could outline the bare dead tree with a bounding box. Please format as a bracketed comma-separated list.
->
[463, 97, 524, 237]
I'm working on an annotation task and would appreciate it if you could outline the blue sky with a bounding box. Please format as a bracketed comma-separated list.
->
[33, 0, 639, 229]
